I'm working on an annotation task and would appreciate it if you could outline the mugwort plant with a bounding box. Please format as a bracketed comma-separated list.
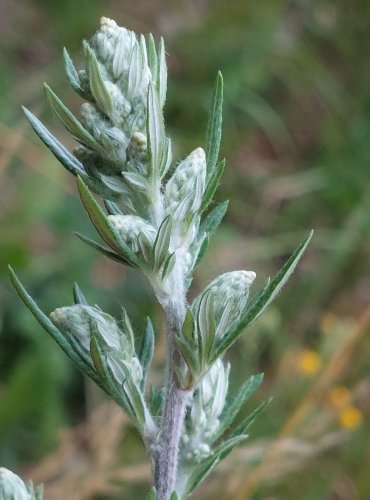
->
[8, 17, 311, 500]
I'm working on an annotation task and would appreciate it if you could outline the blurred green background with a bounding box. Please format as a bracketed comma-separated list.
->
[1, 1, 370, 498]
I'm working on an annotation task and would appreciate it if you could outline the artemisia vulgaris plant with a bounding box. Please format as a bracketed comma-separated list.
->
[7, 17, 312, 500]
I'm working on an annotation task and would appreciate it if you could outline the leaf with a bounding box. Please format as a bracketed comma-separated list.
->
[147, 83, 165, 178]
[63, 47, 87, 99]
[200, 159, 226, 212]
[185, 435, 246, 495]
[211, 231, 313, 361]
[147, 33, 158, 82]
[215, 373, 264, 440]
[153, 215, 172, 270]
[8, 266, 103, 388]
[22, 106, 87, 178]
[161, 251, 176, 280]
[104, 199, 123, 216]
[146, 487, 157, 500]
[73, 282, 88, 305]
[170, 493, 179, 500]
[193, 233, 209, 268]
[74, 232, 132, 266]
[90, 331, 146, 429]
[139, 318, 155, 391]
[128, 41, 142, 100]
[157, 37, 167, 108]
[44, 84, 101, 151]
[205, 72, 223, 175]
[149, 385, 165, 416]
[230, 399, 271, 438]
[84, 42, 114, 115]
[196, 288, 216, 367]
[200, 200, 229, 237]
[77, 176, 140, 268]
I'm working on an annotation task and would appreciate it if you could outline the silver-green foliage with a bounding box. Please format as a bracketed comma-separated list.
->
[10, 17, 312, 499]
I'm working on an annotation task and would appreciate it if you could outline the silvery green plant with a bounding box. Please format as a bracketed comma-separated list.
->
[0, 468, 43, 500]
[8, 17, 312, 500]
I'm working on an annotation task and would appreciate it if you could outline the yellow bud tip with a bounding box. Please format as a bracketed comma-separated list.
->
[296, 349, 321, 376]
[339, 406, 363, 430]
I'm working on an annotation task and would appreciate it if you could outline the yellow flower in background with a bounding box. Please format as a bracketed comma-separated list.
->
[339, 406, 363, 430]
[328, 386, 351, 408]
[296, 349, 321, 376]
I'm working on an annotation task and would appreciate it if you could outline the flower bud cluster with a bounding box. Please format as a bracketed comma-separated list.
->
[182, 360, 229, 462]
[54, 17, 167, 213]
[50, 304, 142, 386]
[108, 214, 156, 258]
[193, 270, 256, 338]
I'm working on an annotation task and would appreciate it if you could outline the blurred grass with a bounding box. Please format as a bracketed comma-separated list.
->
[1, 0, 370, 498]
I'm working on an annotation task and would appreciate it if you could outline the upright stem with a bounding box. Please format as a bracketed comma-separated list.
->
[155, 299, 191, 500]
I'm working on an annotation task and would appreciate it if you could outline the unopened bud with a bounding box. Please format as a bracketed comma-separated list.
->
[0, 468, 31, 500]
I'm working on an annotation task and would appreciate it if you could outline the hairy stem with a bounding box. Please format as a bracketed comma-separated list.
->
[155, 299, 191, 500]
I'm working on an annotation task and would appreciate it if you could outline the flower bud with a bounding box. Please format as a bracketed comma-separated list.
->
[0, 468, 31, 500]
[50, 304, 142, 386]
[108, 215, 156, 255]
[165, 147, 206, 222]
[182, 360, 229, 462]
[194, 270, 256, 338]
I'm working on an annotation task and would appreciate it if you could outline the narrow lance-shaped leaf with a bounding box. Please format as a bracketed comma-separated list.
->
[157, 37, 167, 108]
[84, 41, 114, 115]
[44, 84, 102, 152]
[128, 41, 142, 100]
[63, 47, 88, 99]
[77, 176, 140, 268]
[184, 435, 246, 495]
[146, 487, 157, 500]
[200, 159, 226, 213]
[211, 231, 313, 361]
[8, 266, 103, 388]
[73, 282, 88, 305]
[22, 106, 87, 178]
[230, 398, 271, 439]
[74, 232, 132, 266]
[205, 71, 223, 175]
[104, 199, 123, 216]
[139, 318, 155, 391]
[215, 373, 264, 440]
[199, 200, 229, 237]
[153, 215, 172, 270]
[146, 34, 158, 82]
[147, 83, 165, 179]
